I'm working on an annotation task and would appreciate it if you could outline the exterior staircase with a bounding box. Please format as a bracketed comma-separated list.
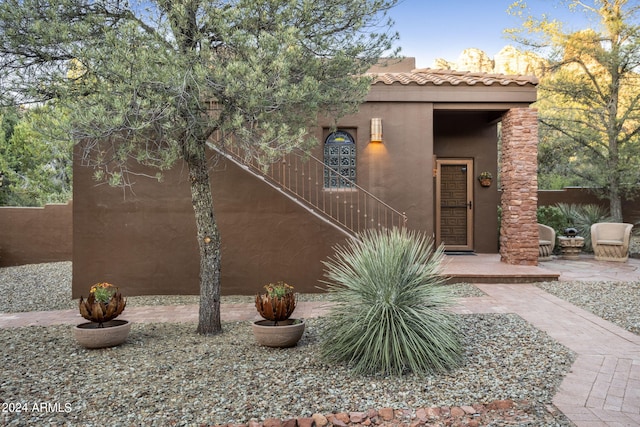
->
[210, 143, 407, 237]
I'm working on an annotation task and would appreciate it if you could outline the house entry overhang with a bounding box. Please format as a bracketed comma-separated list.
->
[362, 65, 540, 266]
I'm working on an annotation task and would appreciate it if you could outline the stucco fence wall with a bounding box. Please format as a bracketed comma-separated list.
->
[538, 188, 640, 224]
[0, 189, 638, 268]
[0, 201, 73, 267]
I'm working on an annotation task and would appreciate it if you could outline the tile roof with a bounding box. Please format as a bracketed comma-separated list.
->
[369, 68, 538, 87]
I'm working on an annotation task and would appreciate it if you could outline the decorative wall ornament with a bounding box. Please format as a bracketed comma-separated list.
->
[478, 171, 493, 187]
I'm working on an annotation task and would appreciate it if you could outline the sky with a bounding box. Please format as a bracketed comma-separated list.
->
[387, 0, 599, 68]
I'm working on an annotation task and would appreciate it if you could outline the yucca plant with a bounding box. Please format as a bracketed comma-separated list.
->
[320, 227, 462, 376]
[78, 282, 127, 327]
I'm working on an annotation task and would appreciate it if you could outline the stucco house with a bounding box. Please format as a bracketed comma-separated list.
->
[72, 58, 539, 297]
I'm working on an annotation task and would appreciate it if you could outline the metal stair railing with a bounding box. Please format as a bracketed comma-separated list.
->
[211, 144, 407, 235]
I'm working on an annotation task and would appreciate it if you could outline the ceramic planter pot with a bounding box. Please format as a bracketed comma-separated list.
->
[74, 319, 131, 349]
[251, 319, 305, 348]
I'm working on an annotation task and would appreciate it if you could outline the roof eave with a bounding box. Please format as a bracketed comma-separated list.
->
[366, 83, 538, 104]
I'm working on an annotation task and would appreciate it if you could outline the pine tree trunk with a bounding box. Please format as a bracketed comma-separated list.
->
[608, 155, 623, 222]
[610, 191, 623, 223]
[185, 142, 222, 335]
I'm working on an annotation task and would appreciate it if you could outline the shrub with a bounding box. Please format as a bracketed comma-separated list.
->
[556, 203, 612, 251]
[537, 205, 569, 234]
[319, 227, 462, 375]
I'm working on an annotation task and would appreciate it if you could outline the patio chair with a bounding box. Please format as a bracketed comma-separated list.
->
[538, 223, 556, 261]
[591, 222, 634, 262]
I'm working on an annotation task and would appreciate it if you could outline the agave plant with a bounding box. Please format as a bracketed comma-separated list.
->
[78, 282, 126, 327]
[255, 281, 296, 323]
[320, 227, 462, 376]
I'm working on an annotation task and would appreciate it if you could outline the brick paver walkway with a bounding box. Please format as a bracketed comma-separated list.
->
[1, 256, 639, 427]
[0, 301, 332, 328]
[456, 283, 640, 427]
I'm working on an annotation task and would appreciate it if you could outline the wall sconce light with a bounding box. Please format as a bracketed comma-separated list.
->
[370, 118, 383, 143]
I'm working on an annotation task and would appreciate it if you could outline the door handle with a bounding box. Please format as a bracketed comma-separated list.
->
[468, 201, 472, 210]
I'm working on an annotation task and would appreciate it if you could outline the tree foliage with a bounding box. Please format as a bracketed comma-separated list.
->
[0, 0, 399, 334]
[0, 105, 72, 206]
[508, 0, 640, 221]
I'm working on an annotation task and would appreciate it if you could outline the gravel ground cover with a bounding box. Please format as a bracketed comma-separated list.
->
[0, 261, 609, 426]
[1, 315, 574, 426]
[538, 280, 640, 335]
[0, 261, 484, 314]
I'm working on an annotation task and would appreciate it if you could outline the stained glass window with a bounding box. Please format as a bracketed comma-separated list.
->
[324, 131, 356, 188]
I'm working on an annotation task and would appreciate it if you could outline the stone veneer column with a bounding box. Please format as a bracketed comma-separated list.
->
[500, 108, 539, 265]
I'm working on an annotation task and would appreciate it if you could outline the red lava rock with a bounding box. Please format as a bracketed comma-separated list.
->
[449, 407, 465, 418]
[366, 409, 378, 419]
[331, 418, 348, 427]
[335, 413, 350, 424]
[326, 414, 348, 427]
[282, 419, 297, 427]
[349, 412, 366, 423]
[311, 413, 328, 427]
[327, 413, 349, 427]
[415, 408, 428, 422]
[486, 400, 515, 411]
[460, 406, 476, 415]
[426, 407, 441, 419]
[222, 400, 564, 427]
[379, 408, 394, 421]
[263, 418, 282, 427]
[296, 418, 314, 427]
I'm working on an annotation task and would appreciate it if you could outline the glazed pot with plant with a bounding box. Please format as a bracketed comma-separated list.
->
[252, 281, 305, 347]
[74, 282, 131, 349]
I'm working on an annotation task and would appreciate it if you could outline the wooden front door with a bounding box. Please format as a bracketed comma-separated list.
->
[436, 159, 474, 251]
